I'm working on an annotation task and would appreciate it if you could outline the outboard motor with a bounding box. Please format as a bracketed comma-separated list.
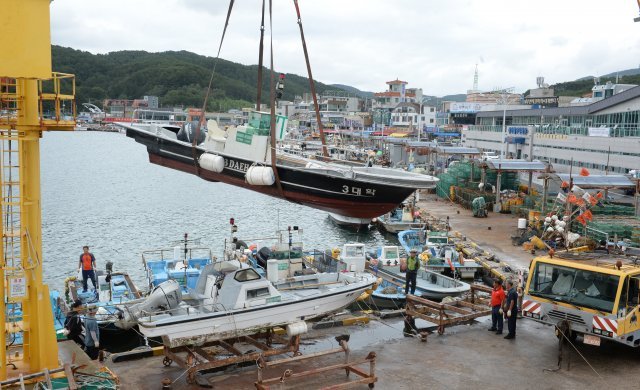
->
[116, 279, 182, 329]
[177, 121, 206, 144]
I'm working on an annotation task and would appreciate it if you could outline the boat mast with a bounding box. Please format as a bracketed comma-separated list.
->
[293, 0, 329, 158]
[267, 0, 285, 196]
[255, 0, 266, 111]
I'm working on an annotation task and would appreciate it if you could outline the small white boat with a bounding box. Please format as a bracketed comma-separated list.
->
[370, 246, 470, 300]
[118, 260, 375, 348]
[376, 205, 426, 234]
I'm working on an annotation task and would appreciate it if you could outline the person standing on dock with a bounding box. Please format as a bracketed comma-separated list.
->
[78, 245, 97, 292]
[405, 249, 419, 295]
[503, 280, 518, 339]
[84, 305, 100, 360]
[63, 299, 84, 347]
[488, 279, 505, 335]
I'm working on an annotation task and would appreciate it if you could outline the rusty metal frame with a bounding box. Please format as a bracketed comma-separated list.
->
[405, 284, 492, 335]
[161, 330, 302, 384]
[255, 340, 377, 389]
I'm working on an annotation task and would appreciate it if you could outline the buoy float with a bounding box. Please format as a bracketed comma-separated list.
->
[199, 153, 224, 173]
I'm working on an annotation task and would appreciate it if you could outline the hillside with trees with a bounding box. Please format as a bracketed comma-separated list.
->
[552, 74, 640, 97]
[52, 46, 348, 111]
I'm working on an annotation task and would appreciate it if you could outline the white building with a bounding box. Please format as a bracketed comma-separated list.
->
[390, 102, 436, 129]
[462, 85, 640, 175]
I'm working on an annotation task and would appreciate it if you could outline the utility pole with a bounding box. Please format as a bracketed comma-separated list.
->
[527, 125, 535, 193]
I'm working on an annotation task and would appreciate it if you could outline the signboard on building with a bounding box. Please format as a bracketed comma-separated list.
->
[523, 96, 559, 107]
[507, 126, 530, 136]
[588, 127, 610, 137]
[451, 113, 474, 119]
[450, 102, 484, 113]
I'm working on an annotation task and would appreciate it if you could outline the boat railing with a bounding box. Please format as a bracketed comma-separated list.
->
[141, 247, 214, 269]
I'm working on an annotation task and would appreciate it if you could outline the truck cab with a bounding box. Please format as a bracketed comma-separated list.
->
[523, 253, 640, 347]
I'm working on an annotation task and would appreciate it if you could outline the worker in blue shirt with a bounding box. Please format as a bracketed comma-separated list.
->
[503, 279, 518, 339]
[84, 305, 100, 359]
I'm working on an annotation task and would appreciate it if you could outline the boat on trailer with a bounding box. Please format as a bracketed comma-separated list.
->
[121, 111, 438, 219]
[117, 260, 376, 348]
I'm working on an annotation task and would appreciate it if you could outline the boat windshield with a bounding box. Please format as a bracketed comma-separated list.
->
[428, 236, 449, 244]
[234, 268, 261, 282]
[528, 262, 620, 313]
[344, 245, 365, 258]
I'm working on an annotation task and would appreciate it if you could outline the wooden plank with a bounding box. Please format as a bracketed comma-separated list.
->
[64, 364, 78, 390]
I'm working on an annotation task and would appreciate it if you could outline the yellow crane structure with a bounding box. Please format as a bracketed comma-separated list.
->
[0, 0, 75, 380]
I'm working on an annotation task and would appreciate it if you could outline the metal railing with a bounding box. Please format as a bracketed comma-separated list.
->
[466, 124, 640, 138]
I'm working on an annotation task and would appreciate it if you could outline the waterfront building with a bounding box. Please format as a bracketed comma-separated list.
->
[372, 79, 423, 126]
[462, 85, 640, 175]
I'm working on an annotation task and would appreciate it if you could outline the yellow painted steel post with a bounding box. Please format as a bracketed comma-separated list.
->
[16, 78, 59, 372]
[0, 221, 4, 381]
[0, 0, 62, 378]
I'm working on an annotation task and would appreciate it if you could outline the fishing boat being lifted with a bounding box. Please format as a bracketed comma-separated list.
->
[123, 112, 437, 219]
[121, 0, 436, 219]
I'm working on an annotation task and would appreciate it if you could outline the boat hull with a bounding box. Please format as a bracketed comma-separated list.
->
[126, 127, 421, 219]
[378, 220, 426, 234]
[137, 280, 372, 348]
[327, 213, 371, 230]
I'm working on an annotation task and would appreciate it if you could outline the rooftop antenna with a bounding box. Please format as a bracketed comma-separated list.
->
[472, 64, 479, 91]
[536, 76, 544, 88]
[594, 77, 600, 86]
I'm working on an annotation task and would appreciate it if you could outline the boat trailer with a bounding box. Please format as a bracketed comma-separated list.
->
[161, 330, 377, 388]
[405, 284, 492, 336]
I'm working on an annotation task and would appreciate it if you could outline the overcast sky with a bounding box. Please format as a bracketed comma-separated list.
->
[51, 0, 640, 96]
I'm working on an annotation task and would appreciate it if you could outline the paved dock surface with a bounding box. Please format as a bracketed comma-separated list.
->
[108, 316, 640, 389]
[417, 192, 534, 268]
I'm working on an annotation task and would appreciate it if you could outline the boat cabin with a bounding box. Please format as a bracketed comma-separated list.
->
[378, 246, 401, 266]
[340, 243, 366, 273]
[193, 262, 282, 311]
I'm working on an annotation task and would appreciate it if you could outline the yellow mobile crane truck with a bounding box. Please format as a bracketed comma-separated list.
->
[523, 251, 640, 347]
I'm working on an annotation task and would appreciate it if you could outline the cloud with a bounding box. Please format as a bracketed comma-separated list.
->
[50, 0, 640, 96]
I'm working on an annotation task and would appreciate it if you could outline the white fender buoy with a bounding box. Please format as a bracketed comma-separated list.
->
[199, 153, 225, 173]
[246, 166, 276, 186]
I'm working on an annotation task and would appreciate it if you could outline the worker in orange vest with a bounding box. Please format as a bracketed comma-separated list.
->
[78, 245, 98, 292]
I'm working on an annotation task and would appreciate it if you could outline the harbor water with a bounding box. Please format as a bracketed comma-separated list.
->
[41, 131, 397, 292]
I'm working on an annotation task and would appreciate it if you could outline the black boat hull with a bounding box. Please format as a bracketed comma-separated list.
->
[126, 127, 418, 219]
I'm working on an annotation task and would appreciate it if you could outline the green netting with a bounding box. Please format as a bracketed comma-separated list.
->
[37, 372, 118, 390]
[436, 161, 519, 200]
